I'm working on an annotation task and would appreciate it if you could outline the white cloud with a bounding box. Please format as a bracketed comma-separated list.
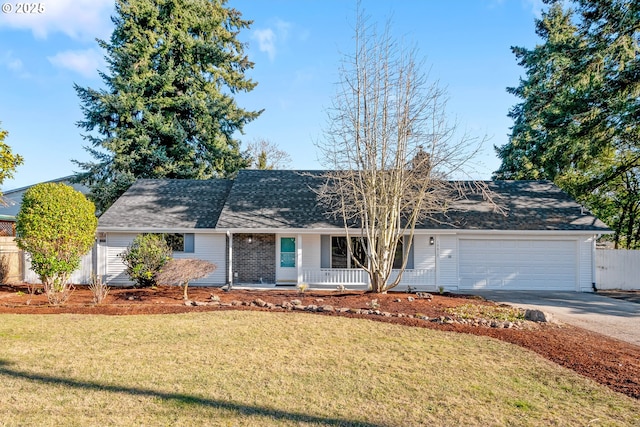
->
[0, 0, 114, 41]
[1, 51, 23, 71]
[523, 0, 545, 18]
[252, 19, 293, 62]
[48, 49, 104, 78]
[253, 28, 277, 61]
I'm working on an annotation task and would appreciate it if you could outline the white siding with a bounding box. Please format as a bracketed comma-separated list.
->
[173, 234, 226, 285]
[437, 235, 458, 290]
[395, 234, 436, 290]
[413, 235, 436, 270]
[23, 249, 94, 285]
[106, 233, 137, 285]
[302, 235, 320, 270]
[105, 233, 227, 286]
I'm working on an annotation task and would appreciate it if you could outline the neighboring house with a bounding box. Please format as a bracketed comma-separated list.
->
[0, 176, 90, 226]
[97, 170, 611, 292]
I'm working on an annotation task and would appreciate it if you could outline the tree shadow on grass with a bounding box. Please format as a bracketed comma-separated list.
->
[0, 360, 384, 427]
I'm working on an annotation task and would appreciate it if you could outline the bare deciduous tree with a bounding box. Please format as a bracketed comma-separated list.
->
[317, 10, 496, 293]
[155, 258, 216, 300]
[245, 138, 292, 170]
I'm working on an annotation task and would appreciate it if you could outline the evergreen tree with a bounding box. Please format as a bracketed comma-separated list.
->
[0, 121, 24, 200]
[495, 0, 640, 248]
[74, 0, 261, 212]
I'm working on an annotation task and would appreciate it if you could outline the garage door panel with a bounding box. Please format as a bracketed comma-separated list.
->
[459, 239, 576, 291]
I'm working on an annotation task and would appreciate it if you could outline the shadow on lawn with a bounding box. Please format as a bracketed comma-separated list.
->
[0, 360, 383, 427]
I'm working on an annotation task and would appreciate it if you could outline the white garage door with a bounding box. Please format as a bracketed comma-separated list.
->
[459, 239, 577, 291]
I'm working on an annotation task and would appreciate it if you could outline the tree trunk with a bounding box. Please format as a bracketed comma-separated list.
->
[183, 282, 189, 300]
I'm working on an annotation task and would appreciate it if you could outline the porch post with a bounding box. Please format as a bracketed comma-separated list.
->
[297, 233, 303, 284]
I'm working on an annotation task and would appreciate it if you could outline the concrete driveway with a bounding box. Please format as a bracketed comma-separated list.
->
[462, 291, 640, 347]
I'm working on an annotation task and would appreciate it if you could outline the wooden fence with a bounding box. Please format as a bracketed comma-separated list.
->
[596, 249, 640, 290]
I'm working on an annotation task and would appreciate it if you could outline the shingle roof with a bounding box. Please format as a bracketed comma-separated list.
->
[98, 179, 232, 229]
[217, 170, 339, 229]
[419, 180, 610, 231]
[98, 171, 611, 232]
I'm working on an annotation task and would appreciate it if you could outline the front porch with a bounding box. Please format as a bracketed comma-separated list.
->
[228, 232, 437, 291]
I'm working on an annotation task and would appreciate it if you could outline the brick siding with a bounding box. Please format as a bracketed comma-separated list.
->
[232, 233, 275, 284]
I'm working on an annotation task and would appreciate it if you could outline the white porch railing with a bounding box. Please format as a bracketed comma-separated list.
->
[303, 268, 369, 285]
[302, 268, 435, 289]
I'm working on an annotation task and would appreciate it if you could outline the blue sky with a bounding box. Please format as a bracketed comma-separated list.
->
[0, 0, 544, 191]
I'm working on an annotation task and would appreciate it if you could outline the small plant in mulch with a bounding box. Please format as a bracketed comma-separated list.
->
[297, 283, 308, 294]
[89, 274, 110, 305]
[367, 299, 380, 309]
[445, 303, 525, 323]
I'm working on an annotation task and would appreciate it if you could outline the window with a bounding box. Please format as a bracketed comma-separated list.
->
[322, 235, 413, 269]
[393, 238, 404, 269]
[331, 236, 367, 268]
[162, 233, 194, 253]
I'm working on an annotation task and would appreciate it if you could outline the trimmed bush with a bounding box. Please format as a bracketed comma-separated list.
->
[15, 183, 97, 305]
[120, 234, 171, 287]
[155, 258, 216, 300]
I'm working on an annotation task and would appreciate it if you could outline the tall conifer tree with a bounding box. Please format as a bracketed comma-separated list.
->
[495, 0, 640, 248]
[75, 0, 261, 212]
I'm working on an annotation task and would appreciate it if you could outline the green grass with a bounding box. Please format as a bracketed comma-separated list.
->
[0, 311, 638, 426]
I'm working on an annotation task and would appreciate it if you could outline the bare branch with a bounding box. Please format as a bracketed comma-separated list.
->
[316, 6, 500, 293]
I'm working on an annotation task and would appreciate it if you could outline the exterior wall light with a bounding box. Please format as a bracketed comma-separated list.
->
[429, 236, 435, 245]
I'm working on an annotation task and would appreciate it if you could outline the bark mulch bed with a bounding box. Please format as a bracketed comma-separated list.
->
[0, 283, 638, 400]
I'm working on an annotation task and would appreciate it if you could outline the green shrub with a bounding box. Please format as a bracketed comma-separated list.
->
[15, 183, 97, 305]
[119, 234, 171, 287]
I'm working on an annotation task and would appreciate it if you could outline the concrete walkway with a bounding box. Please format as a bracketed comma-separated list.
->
[461, 291, 640, 347]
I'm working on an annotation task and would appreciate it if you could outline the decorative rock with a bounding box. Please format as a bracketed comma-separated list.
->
[194, 301, 208, 306]
[306, 304, 318, 311]
[394, 298, 402, 303]
[293, 304, 307, 311]
[382, 312, 392, 317]
[254, 298, 268, 307]
[348, 308, 361, 314]
[407, 296, 415, 302]
[281, 301, 293, 310]
[315, 298, 324, 303]
[338, 307, 350, 313]
[525, 309, 554, 323]
[290, 299, 302, 306]
[319, 305, 335, 312]
[184, 300, 193, 306]
[230, 300, 242, 306]
[416, 292, 433, 300]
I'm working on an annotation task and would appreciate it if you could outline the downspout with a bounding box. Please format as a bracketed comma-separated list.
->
[227, 231, 233, 286]
[592, 234, 598, 292]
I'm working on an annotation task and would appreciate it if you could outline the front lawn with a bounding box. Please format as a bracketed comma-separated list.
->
[0, 312, 638, 426]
